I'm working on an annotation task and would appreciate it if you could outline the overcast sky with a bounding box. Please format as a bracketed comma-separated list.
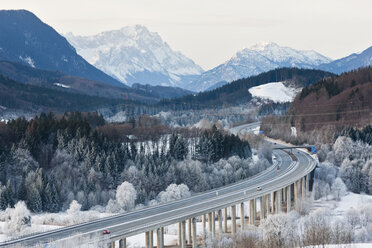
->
[2, 0, 372, 70]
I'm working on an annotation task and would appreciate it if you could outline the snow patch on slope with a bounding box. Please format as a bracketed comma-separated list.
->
[54, 83, 71, 88]
[19, 56, 35, 68]
[248, 81, 298, 103]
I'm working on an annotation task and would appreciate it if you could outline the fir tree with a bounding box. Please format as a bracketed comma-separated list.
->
[6, 180, 14, 208]
[0, 186, 9, 210]
[28, 186, 42, 213]
[17, 176, 27, 201]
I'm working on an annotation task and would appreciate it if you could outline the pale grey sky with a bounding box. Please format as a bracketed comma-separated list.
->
[2, 0, 372, 70]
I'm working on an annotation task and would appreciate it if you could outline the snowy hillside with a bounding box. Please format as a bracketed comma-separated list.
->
[65, 25, 203, 87]
[318, 45, 372, 74]
[187, 42, 332, 92]
[248, 81, 299, 103]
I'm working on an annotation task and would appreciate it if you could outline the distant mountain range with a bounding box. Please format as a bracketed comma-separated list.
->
[317, 46, 372, 74]
[65, 26, 204, 87]
[184, 42, 332, 92]
[0, 9, 123, 87]
[1, 9, 372, 105]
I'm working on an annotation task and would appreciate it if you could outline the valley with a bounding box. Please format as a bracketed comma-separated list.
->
[0, 4, 372, 248]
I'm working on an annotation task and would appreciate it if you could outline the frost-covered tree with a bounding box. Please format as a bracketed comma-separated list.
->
[346, 208, 360, 231]
[332, 136, 355, 165]
[331, 177, 347, 201]
[260, 212, 299, 247]
[66, 200, 82, 224]
[66, 200, 81, 214]
[157, 184, 191, 203]
[302, 209, 332, 247]
[116, 181, 137, 211]
[2, 201, 31, 235]
[258, 142, 273, 164]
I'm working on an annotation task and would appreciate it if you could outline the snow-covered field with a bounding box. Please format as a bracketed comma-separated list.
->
[248, 81, 299, 103]
[312, 192, 372, 218]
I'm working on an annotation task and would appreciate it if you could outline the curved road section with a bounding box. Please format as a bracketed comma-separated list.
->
[1, 122, 316, 247]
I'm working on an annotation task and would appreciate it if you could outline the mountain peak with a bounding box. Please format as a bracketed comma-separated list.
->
[0, 9, 36, 16]
[186, 43, 332, 92]
[250, 42, 279, 51]
[66, 25, 203, 87]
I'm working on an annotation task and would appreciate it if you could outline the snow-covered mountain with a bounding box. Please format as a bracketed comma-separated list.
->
[318, 45, 372, 74]
[186, 42, 332, 92]
[65, 25, 204, 87]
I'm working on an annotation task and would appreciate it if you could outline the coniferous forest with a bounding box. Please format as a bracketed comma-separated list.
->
[0, 112, 257, 212]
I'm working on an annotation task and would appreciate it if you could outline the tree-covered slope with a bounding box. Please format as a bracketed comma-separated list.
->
[157, 68, 335, 110]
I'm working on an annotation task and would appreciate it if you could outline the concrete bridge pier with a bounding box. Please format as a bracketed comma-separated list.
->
[192, 217, 197, 248]
[265, 194, 270, 217]
[212, 212, 216, 236]
[306, 174, 310, 198]
[287, 185, 291, 213]
[249, 199, 256, 225]
[178, 222, 182, 246]
[231, 205, 236, 234]
[302, 176, 307, 199]
[119, 238, 126, 248]
[202, 214, 206, 233]
[270, 192, 275, 213]
[181, 220, 186, 248]
[240, 202, 245, 231]
[218, 209, 223, 235]
[223, 208, 228, 233]
[188, 219, 192, 243]
[260, 196, 265, 221]
[208, 212, 213, 233]
[277, 189, 282, 213]
[301, 177, 305, 200]
[294, 181, 299, 209]
[145, 231, 153, 248]
[157, 227, 164, 248]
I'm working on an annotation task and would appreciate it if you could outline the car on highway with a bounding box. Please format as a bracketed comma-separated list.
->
[256, 187, 262, 191]
[277, 166, 280, 170]
[102, 230, 110, 235]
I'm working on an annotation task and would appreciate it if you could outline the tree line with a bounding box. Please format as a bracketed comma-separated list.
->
[0, 112, 252, 213]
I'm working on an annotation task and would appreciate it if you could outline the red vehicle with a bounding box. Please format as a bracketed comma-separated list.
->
[102, 230, 110, 235]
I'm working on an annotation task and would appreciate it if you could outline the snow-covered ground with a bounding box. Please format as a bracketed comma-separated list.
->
[248, 81, 299, 103]
[312, 192, 372, 218]
[0, 209, 114, 242]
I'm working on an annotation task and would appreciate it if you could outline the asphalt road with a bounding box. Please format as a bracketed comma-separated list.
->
[1, 122, 316, 247]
